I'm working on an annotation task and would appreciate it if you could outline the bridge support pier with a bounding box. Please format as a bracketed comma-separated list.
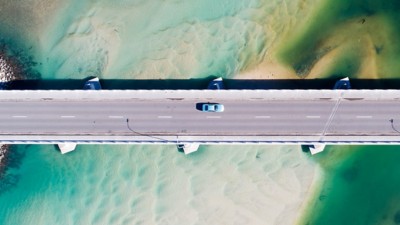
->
[177, 143, 200, 154]
[309, 144, 326, 155]
[58, 143, 77, 154]
[333, 77, 351, 89]
[84, 77, 102, 90]
[307, 77, 351, 155]
[58, 77, 102, 154]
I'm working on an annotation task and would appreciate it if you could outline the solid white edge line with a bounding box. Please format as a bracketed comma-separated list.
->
[207, 116, 221, 119]
[61, 116, 76, 118]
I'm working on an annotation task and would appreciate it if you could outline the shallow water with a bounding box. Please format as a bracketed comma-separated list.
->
[275, 1, 400, 224]
[1, 0, 400, 224]
[36, 0, 270, 79]
[276, 0, 400, 79]
[30, 0, 319, 80]
[0, 0, 321, 224]
[299, 145, 400, 225]
[0, 145, 314, 225]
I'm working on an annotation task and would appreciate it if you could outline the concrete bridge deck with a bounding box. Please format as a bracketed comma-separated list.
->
[0, 89, 399, 148]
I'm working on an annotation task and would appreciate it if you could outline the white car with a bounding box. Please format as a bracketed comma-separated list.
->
[201, 103, 224, 112]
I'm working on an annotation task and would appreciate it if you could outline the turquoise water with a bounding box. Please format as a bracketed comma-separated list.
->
[0, 1, 323, 224]
[35, 0, 273, 79]
[0, 145, 314, 224]
[2, 0, 400, 224]
[300, 146, 400, 225]
[276, 0, 400, 223]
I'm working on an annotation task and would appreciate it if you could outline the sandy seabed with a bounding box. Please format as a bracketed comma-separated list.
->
[3, 0, 398, 224]
[0, 145, 319, 225]
[0, 0, 329, 224]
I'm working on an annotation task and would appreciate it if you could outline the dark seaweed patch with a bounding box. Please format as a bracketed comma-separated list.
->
[0, 146, 25, 194]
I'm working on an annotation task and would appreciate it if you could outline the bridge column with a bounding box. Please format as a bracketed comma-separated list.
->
[309, 144, 326, 155]
[207, 77, 224, 90]
[177, 143, 200, 154]
[307, 77, 351, 155]
[83, 77, 102, 90]
[58, 143, 77, 154]
[59, 77, 102, 154]
[333, 77, 351, 89]
[175, 77, 224, 154]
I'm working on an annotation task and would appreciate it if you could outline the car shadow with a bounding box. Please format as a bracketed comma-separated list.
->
[195, 103, 205, 111]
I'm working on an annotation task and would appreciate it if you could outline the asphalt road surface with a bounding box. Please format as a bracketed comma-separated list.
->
[0, 98, 398, 137]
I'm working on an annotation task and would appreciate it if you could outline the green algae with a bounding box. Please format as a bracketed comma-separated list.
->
[282, 2, 400, 224]
[317, 40, 364, 79]
[300, 145, 400, 225]
[276, 0, 400, 78]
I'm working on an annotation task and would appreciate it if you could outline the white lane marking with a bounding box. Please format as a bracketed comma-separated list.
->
[356, 115, 372, 119]
[61, 116, 75, 118]
[12, 115, 27, 118]
[158, 116, 172, 119]
[255, 116, 271, 119]
[109, 116, 124, 119]
[207, 116, 221, 119]
[306, 116, 321, 119]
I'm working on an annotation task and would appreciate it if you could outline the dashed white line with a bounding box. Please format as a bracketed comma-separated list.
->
[306, 116, 321, 119]
[61, 116, 75, 118]
[255, 116, 271, 119]
[109, 116, 124, 119]
[12, 115, 27, 118]
[158, 116, 172, 119]
[356, 115, 372, 119]
[207, 116, 221, 119]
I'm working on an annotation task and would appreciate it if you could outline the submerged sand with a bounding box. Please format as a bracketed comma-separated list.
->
[0, 145, 318, 225]
[0, 0, 368, 224]
[33, 0, 323, 223]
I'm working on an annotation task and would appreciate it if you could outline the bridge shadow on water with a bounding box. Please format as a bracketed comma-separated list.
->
[6, 78, 400, 90]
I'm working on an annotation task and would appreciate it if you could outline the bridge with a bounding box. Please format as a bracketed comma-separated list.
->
[1, 81, 400, 154]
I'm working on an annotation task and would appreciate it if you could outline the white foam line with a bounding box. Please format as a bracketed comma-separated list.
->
[255, 116, 271, 119]
[356, 115, 372, 119]
[61, 116, 75, 118]
[306, 116, 321, 119]
[207, 116, 221, 119]
[109, 116, 124, 119]
[12, 115, 27, 118]
[158, 116, 172, 119]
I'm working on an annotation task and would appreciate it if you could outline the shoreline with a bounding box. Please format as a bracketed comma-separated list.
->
[0, 43, 28, 172]
[0, 52, 12, 170]
[0, 145, 8, 175]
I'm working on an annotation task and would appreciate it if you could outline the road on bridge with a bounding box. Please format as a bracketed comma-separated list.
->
[0, 98, 398, 137]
